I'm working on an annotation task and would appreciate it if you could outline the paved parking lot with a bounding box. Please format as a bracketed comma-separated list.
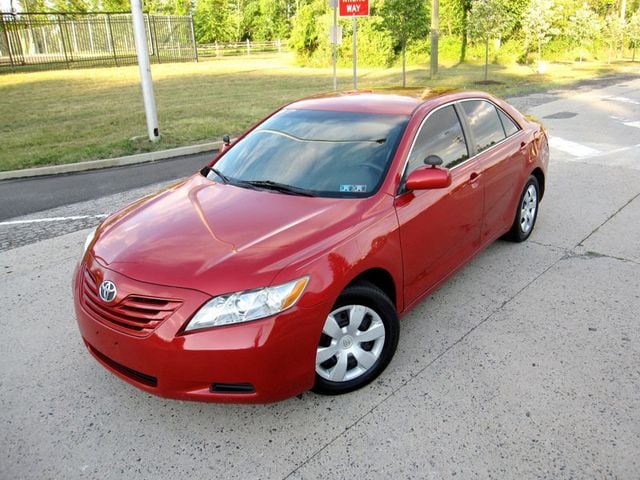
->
[1, 78, 639, 479]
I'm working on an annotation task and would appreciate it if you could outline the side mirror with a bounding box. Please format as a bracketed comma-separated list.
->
[406, 166, 451, 191]
[221, 134, 231, 153]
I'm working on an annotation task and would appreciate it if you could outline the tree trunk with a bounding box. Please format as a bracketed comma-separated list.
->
[609, 42, 613, 64]
[460, 12, 468, 62]
[484, 37, 489, 81]
[458, 1, 471, 63]
[430, 0, 439, 79]
[402, 42, 406, 88]
[538, 38, 542, 67]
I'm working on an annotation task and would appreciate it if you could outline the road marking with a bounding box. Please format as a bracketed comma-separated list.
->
[548, 136, 601, 158]
[0, 214, 108, 226]
[623, 121, 640, 129]
[604, 96, 640, 105]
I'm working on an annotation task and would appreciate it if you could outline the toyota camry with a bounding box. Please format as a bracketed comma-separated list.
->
[73, 90, 549, 403]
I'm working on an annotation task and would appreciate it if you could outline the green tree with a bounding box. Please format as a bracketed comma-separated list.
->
[194, 0, 234, 42]
[522, 0, 560, 70]
[257, 0, 290, 40]
[458, 0, 472, 62]
[380, 0, 428, 87]
[603, 13, 625, 62]
[566, 3, 601, 61]
[288, 0, 325, 60]
[628, 8, 640, 60]
[469, 0, 514, 81]
[146, 0, 193, 14]
[101, 0, 130, 11]
[17, 0, 47, 12]
[51, 0, 90, 12]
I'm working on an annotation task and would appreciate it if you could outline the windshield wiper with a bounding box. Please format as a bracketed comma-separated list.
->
[240, 180, 317, 197]
[210, 167, 229, 184]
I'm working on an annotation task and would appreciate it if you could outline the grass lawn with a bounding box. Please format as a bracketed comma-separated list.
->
[1, 53, 638, 172]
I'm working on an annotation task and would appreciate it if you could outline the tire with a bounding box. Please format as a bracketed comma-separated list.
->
[506, 175, 540, 243]
[312, 282, 399, 395]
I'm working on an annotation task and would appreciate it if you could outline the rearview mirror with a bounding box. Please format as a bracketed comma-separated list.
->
[406, 166, 451, 190]
[221, 134, 232, 153]
[424, 155, 443, 167]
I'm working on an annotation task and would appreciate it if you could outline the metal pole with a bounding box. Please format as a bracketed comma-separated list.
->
[189, 14, 198, 62]
[106, 14, 117, 66]
[131, 0, 160, 142]
[150, 15, 161, 63]
[430, 0, 439, 79]
[0, 14, 15, 66]
[58, 16, 70, 68]
[332, 4, 337, 91]
[352, 15, 357, 90]
[145, 13, 153, 57]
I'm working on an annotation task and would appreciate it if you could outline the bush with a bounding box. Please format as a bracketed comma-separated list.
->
[338, 16, 395, 67]
[291, 10, 395, 68]
[405, 38, 430, 65]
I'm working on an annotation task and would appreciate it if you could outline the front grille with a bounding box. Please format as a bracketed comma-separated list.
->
[81, 268, 182, 337]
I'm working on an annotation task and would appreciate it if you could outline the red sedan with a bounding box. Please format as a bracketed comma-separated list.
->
[73, 91, 549, 403]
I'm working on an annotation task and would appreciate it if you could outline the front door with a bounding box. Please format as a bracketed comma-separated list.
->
[395, 104, 484, 307]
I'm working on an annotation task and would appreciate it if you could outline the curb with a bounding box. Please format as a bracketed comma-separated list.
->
[0, 141, 221, 181]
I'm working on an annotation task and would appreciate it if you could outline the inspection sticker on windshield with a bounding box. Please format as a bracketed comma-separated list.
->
[340, 185, 367, 193]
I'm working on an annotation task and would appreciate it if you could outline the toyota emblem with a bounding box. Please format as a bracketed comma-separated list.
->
[99, 280, 117, 303]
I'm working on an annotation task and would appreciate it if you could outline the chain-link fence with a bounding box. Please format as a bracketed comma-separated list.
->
[0, 12, 197, 72]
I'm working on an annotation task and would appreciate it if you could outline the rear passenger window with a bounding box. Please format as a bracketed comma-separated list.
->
[406, 105, 469, 175]
[498, 109, 520, 137]
[461, 100, 506, 153]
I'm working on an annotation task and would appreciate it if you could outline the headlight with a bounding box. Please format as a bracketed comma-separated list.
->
[185, 276, 310, 331]
[82, 227, 97, 257]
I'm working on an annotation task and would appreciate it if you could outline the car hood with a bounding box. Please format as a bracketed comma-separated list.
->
[92, 174, 377, 296]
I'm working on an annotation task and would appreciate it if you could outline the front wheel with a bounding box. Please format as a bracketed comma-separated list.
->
[506, 175, 540, 242]
[313, 282, 399, 395]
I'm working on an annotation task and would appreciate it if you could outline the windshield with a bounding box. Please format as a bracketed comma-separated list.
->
[209, 108, 409, 198]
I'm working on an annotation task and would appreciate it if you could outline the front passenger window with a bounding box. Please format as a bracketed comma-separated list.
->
[406, 106, 469, 178]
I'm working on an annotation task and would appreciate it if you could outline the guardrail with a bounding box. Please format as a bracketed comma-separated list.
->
[198, 39, 285, 57]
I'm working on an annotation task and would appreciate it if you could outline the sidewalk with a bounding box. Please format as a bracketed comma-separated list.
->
[0, 140, 221, 181]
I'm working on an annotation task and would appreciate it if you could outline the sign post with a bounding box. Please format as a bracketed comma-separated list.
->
[329, 0, 338, 90]
[339, 0, 369, 90]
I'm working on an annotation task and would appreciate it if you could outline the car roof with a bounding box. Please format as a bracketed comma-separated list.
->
[284, 90, 498, 117]
[286, 92, 424, 116]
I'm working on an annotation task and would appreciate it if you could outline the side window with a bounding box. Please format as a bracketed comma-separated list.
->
[406, 105, 469, 176]
[461, 100, 507, 153]
[498, 109, 520, 137]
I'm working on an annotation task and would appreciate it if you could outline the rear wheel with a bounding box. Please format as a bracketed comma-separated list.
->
[506, 175, 540, 242]
[313, 282, 399, 395]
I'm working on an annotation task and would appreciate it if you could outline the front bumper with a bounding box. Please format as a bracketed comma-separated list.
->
[73, 259, 330, 403]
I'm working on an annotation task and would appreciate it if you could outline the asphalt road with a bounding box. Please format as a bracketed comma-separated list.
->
[0, 151, 214, 221]
[1, 77, 639, 479]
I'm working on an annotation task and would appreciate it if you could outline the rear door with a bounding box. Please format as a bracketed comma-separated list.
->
[458, 100, 526, 244]
[395, 104, 484, 307]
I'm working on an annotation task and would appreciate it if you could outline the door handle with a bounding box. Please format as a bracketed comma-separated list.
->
[470, 172, 481, 181]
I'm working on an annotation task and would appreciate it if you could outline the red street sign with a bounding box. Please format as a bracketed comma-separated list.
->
[339, 0, 369, 17]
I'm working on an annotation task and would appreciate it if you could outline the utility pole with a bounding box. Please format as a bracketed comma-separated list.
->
[430, 0, 439, 79]
[131, 0, 160, 142]
[331, 0, 337, 90]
